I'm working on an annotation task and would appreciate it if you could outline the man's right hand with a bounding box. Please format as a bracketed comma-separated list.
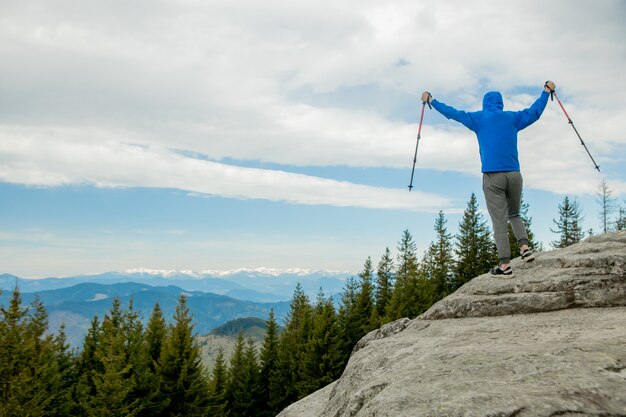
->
[421, 91, 432, 104]
[544, 80, 556, 93]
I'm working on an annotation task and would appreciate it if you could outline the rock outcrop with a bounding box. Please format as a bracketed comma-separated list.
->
[278, 231, 626, 417]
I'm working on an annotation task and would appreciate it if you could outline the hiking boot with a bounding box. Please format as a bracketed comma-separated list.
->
[490, 265, 513, 277]
[520, 248, 535, 262]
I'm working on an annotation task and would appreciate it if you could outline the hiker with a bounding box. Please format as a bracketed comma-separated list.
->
[421, 81, 555, 276]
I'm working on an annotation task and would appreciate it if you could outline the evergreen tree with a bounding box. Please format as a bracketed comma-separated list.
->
[385, 230, 429, 320]
[23, 297, 76, 416]
[507, 193, 541, 255]
[597, 179, 616, 233]
[88, 298, 141, 416]
[422, 211, 454, 300]
[616, 205, 626, 231]
[123, 300, 160, 417]
[336, 276, 359, 363]
[354, 257, 377, 335]
[225, 332, 259, 416]
[139, 302, 169, 416]
[75, 315, 103, 412]
[454, 193, 497, 289]
[225, 332, 245, 414]
[299, 290, 343, 397]
[551, 196, 585, 248]
[0, 287, 41, 415]
[374, 247, 394, 322]
[207, 349, 228, 417]
[269, 283, 312, 411]
[49, 325, 79, 416]
[243, 337, 261, 411]
[258, 310, 280, 417]
[0, 289, 76, 416]
[145, 303, 167, 373]
[159, 294, 209, 417]
[0, 286, 28, 412]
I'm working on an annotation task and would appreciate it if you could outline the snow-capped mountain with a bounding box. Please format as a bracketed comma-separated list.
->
[1, 268, 351, 302]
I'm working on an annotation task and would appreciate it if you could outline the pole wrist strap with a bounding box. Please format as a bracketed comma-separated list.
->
[545, 81, 555, 101]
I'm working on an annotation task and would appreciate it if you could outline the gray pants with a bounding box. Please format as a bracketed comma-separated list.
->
[482, 171, 529, 264]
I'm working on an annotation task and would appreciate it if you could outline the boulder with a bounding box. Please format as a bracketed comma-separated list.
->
[278, 231, 626, 416]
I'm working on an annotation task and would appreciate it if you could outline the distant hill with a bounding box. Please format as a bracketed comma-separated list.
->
[0, 282, 290, 348]
[211, 316, 278, 340]
[199, 316, 286, 372]
[198, 334, 263, 372]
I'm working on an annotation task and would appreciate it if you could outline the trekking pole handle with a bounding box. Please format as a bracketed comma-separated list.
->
[423, 91, 433, 109]
[544, 81, 555, 101]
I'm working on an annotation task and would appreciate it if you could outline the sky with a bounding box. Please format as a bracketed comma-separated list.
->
[1, 0, 625, 278]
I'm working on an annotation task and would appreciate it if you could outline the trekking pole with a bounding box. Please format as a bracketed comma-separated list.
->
[547, 82, 600, 172]
[408, 93, 431, 191]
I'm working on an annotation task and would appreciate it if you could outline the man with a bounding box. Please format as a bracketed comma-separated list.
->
[422, 81, 555, 276]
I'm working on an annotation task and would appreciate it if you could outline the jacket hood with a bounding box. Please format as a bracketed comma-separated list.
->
[482, 91, 504, 112]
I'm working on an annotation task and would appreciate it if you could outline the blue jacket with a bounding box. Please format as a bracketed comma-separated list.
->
[431, 90, 549, 172]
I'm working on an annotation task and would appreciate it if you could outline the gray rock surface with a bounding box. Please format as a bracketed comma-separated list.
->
[421, 231, 626, 321]
[278, 231, 626, 417]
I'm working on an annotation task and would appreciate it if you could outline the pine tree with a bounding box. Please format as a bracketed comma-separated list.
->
[207, 349, 228, 417]
[225, 332, 259, 416]
[385, 230, 429, 320]
[384, 231, 413, 321]
[336, 276, 359, 364]
[21, 297, 72, 415]
[551, 196, 585, 248]
[616, 206, 626, 231]
[454, 193, 497, 289]
[243, 337, 261, 411]
[385, 230, 433, 321]
[422, 211, 454, 301]
[299, 290, 343, 397]
[145, 303, 167, 372]
[89, 298, 141, 416]
[225, 332, 245, 414]
[142, 302, 169, 416]
[374, 247, 394, 322]
[75, 315, 103, 413]
[2, 293, 31, 414]
[49, 325, 79, 416]
[258, 310, 280, 417]
[0, 290, 77, 416]
[123, 300, 159, 417]
[0, 286, 29, 414]
[597, 179, 616, 233]
[320, 293, 343, 382]
[269, 283, 312, 411]
[507, 193, 541, 255]
[43, 324, 78, 416]
[159, 294, 209, 417]
[354, 257, 376, 335]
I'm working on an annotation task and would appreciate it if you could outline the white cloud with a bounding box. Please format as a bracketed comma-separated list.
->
[0, 125, 450, 211]
[0, 0, 624, 201]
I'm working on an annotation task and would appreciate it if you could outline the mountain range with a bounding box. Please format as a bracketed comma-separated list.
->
[0, 268, 350, 302]
[0, 269, 351, 348]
